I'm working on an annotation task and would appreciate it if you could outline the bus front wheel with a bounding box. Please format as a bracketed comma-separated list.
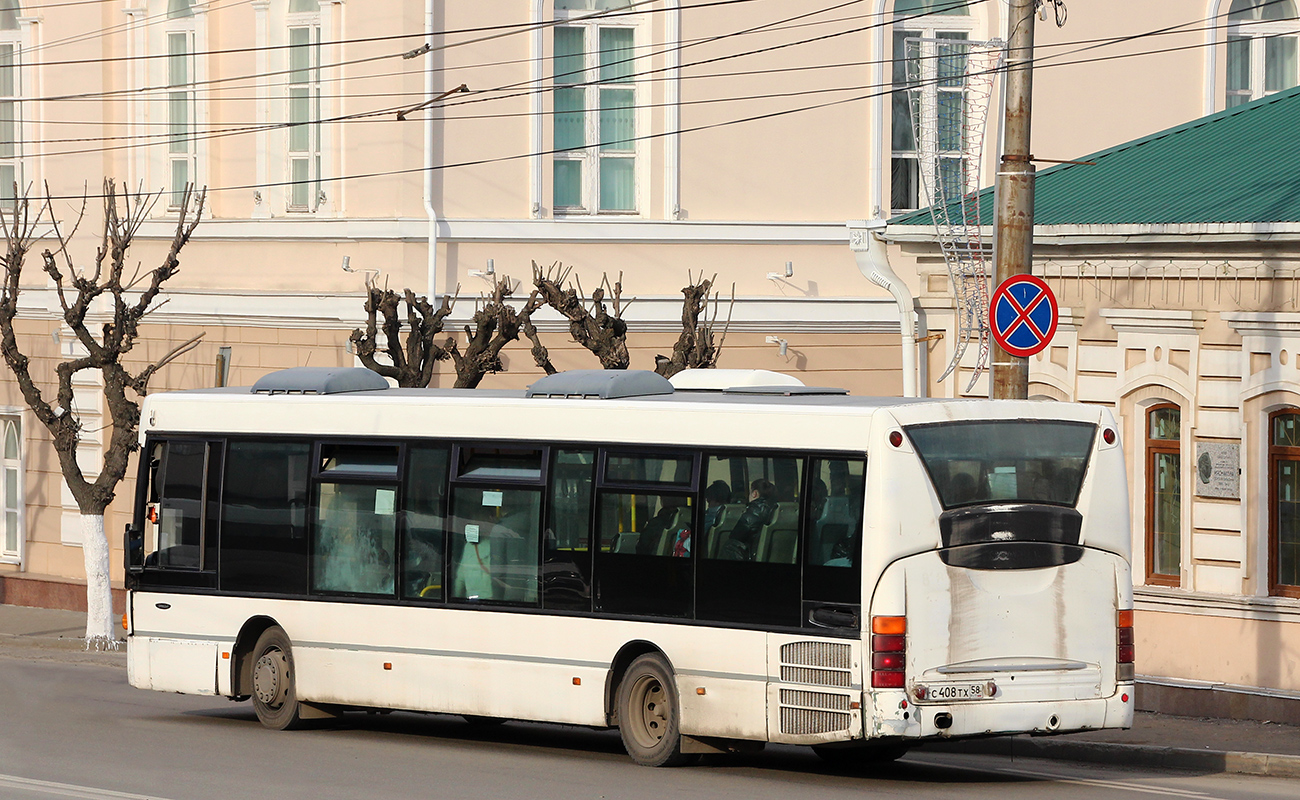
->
[250, 626, 305, 731]
[616, 653, 698, 767]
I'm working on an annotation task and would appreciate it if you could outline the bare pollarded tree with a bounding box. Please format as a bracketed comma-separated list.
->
[653, 271, 733, 378]
[349, 276, 555, 389]
[531, 262, 630, 370]
[529, 262, 732, 377]
[0, 181, 205, 647]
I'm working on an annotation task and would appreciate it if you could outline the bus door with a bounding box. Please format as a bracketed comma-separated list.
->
[128, 437, 223, 696]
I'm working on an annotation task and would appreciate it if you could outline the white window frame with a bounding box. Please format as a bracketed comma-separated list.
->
[286, 4, 323, 213]
[551, 6, 643, 217]
[889, 8, 975, 213]
[155, 0, 201, 211]
[0, 5, 23, 204]
[1225, 0, 1300, 108]
[1, 413, 23, 564]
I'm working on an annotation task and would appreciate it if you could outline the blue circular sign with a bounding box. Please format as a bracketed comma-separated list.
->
[990, 275, 1058, 358]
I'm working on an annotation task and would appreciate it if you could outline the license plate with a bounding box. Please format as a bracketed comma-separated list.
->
[929, 683, 986, 700]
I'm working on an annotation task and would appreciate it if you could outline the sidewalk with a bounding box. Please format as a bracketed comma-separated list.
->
[1, 603, 1296, 777]
[0, 604, 126, 667]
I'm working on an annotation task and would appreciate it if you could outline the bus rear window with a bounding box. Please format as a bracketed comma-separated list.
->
[906, 420, 1095, 509]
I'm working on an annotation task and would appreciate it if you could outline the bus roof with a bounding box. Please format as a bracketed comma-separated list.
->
[141, 370, 1112, 453]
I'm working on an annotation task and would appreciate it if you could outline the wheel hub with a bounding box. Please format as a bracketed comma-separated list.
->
[253, 650, 288, 708]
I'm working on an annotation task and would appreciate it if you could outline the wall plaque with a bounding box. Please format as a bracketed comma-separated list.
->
[1194, 441, 1240, 499]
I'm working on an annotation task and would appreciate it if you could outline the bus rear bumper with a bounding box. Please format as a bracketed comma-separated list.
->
[870, 685, 1134, 742]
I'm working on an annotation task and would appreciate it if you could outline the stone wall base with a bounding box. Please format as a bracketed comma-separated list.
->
[0, 574, 126, 616]
[1137, 680, 1300, 725]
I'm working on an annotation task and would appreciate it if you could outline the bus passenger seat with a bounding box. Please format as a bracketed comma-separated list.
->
[756, 503, 799, 563]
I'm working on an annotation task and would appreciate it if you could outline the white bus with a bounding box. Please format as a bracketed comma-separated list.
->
[125, 367, 1134, 767]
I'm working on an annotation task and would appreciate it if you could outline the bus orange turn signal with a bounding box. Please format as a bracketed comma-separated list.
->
[872, 616, 906, 635]
[121, 614, 128, 631]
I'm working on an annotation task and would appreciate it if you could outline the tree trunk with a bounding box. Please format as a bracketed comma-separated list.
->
[80, 514, 117, 649]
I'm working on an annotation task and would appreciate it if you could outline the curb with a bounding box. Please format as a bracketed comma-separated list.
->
[921, 736, 1300, 779]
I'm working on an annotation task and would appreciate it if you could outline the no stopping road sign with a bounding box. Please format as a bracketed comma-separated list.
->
[990, 274, 1058, 358]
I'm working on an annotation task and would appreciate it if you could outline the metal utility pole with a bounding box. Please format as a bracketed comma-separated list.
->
[991, 0, 1036, 400]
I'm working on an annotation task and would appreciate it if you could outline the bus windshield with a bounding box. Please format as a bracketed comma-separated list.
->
[906, 420, 1095, 509]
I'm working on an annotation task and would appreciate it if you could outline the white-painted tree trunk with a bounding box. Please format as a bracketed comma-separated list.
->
[81, 514, 117, 649]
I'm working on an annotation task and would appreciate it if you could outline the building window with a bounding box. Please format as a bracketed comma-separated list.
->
[891, 1, 974, 212]
[1, 416, 20, 560]
[1269, 410, 1300, 597]
[165, 0, 197, 208]
[1226, 0, 1299, 108]
[553, 0, 638, 215]
[287, 0, 322, 212]
[1145, 404, 1181, 586]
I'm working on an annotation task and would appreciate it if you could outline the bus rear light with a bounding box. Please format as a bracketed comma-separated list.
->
[872, 615, 907, 635]
[889, 431, 904, 448]
[871, 615, 907, 690]
[872, 634, 905, 652]
[872, 671, 906, 689]
[873, 652, 904, 671]
[1117, 608, 1135, 678]
[1103, 428, 1116, 445]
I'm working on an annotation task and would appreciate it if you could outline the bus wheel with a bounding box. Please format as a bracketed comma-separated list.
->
[616, 653, 698, 767]
[250, 627, 305, 731]
[812, 742, 909, 768]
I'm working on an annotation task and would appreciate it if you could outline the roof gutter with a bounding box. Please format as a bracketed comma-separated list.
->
[849, 220, 918, 398]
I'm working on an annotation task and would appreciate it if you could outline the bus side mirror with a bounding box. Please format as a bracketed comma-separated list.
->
[125, 523, 144, 575]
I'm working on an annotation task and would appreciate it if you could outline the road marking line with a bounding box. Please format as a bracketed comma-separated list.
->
[0, 773, 175, 800]
[978, 763, 1222, 799]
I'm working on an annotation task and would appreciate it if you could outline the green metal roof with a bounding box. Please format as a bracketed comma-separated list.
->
[890, 83, 1300, 228]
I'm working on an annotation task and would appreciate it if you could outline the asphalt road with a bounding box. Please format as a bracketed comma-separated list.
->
[0, 656, 1295, 800]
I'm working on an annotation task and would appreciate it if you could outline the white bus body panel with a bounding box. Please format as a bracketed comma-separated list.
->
[128, 593, 800, 740]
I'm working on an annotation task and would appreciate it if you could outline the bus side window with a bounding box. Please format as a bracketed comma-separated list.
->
[696, 453, 802, 628]
[312, 482, 397, 596]
[449, 486, 542, 605]
[146, 440, 206, 570]
[806, 458, 865, 568]
[402, 446, 450, 601]
[219, 441, 312, 596]
[802, 457, 865, 614]
[544, 449, 595, 611]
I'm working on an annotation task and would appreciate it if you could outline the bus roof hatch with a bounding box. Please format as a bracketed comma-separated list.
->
[525, 370, 674, 400]
[250, 367, 391, 395]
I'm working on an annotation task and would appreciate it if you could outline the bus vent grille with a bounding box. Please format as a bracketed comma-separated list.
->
[781, 641, 852, 670]
[780, 689, 851, 711]
[780, 666, 852, 688]
[780, 707, 852, 735]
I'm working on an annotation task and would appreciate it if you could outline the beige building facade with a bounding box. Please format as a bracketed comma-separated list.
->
[1, 1, 1298, 717]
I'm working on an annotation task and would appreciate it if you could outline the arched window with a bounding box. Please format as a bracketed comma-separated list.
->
[1268, 410, 1300, 597]
[287, 0, 323, 211]
[552, 0, 639, 215]
[0, 1, 22, 201]
[890, 1, 974, 211]
[1, 417, 20, 560]
[1226, 0, 1299, 108]
[1145, 404, 1181, 586]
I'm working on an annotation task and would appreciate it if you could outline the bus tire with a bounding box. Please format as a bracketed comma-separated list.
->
[616, 653, 698, 767]
[250, 626, 305, 731]
[812, 742, 909, 768]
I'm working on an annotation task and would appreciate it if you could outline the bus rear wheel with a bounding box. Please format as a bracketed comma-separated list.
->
[250, 626, 305, 731]
[616, 653, 698, 767]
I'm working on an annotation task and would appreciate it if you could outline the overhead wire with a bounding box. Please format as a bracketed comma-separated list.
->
[11, 0, 1299, 198]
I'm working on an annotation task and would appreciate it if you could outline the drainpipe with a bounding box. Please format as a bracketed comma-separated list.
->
[848, 220, 917, 398]
[424, 0, 438, 302]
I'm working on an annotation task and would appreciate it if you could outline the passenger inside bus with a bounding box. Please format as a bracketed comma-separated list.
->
[719, 479, 778, 561]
